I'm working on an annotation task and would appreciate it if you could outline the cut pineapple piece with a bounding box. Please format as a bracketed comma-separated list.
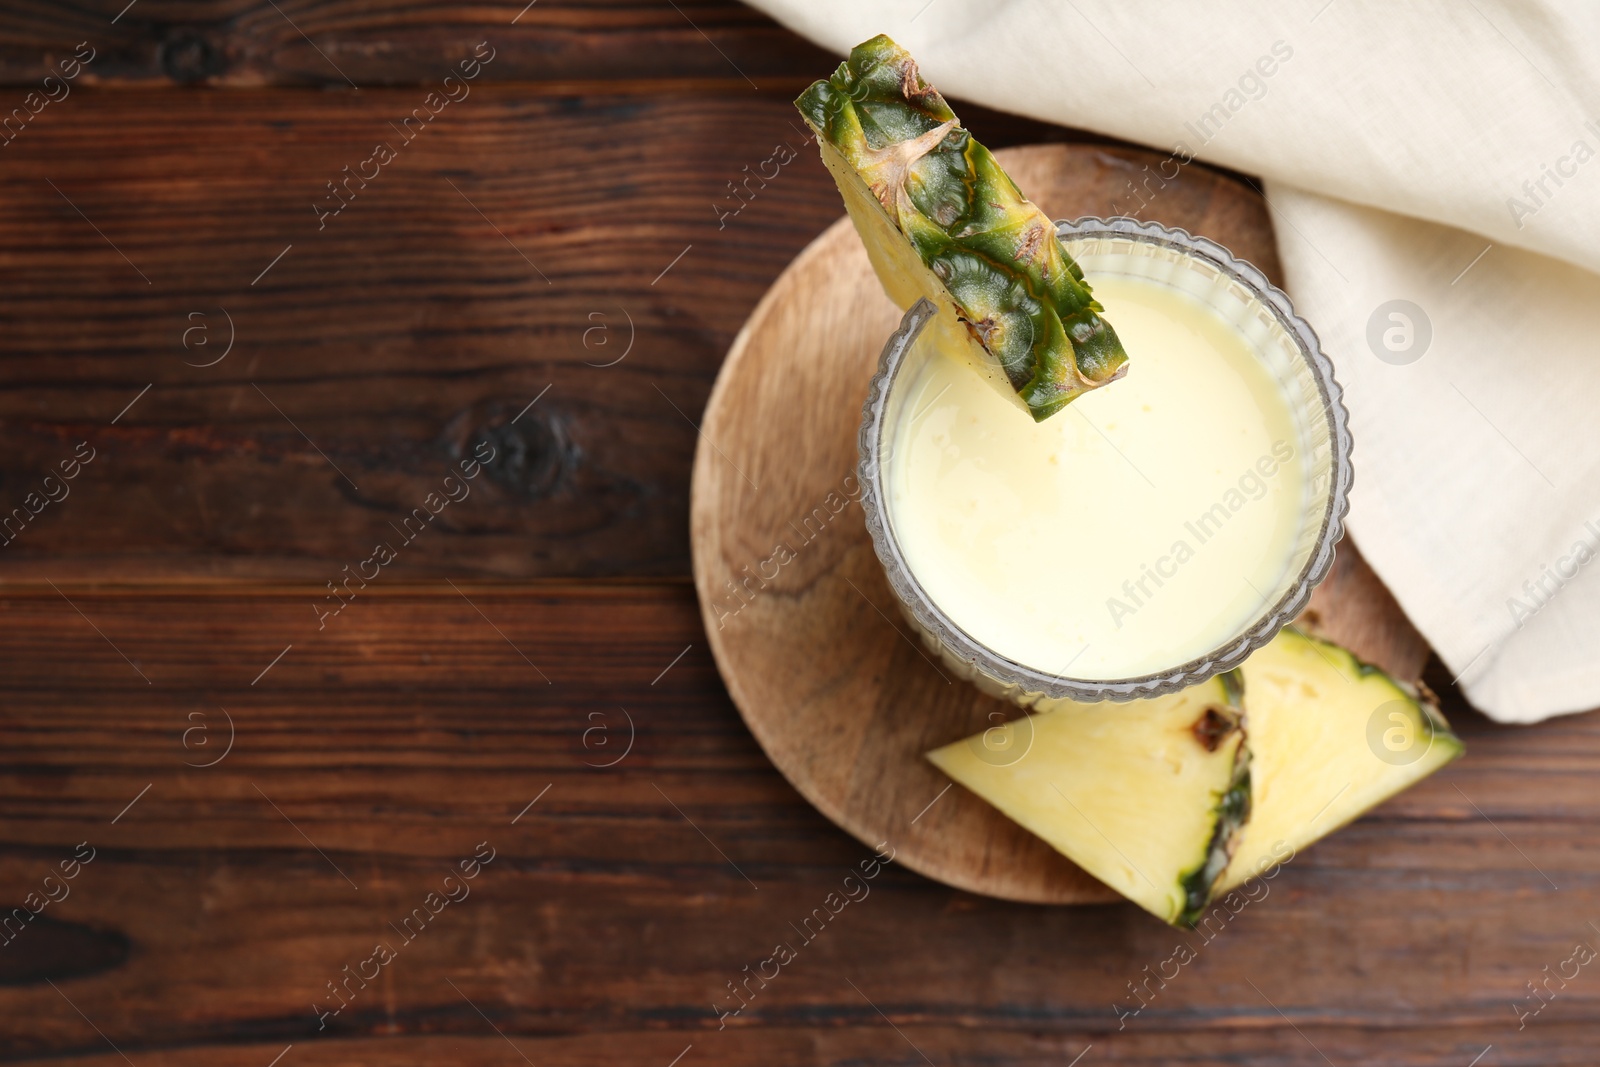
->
[795, 34, 1128, 422]
[929, 629, 1464, 925]
[927, 675, 1247, 925]
[1219, 627, 1463, 889]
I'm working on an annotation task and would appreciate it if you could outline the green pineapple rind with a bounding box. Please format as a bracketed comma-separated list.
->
[795, 34, 1129, 422]
[1177, 668, 1251, 926]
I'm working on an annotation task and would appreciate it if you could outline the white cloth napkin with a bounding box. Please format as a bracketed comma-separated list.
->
[745, 0, 1600, 722]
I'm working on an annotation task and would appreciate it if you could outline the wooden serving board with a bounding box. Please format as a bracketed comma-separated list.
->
[689, 144, 1429, 904]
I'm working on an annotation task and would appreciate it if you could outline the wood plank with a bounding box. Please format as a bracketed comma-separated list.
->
[0, 85, 1123, 583]
[0, 582, 1596, 1065]
[0, 0, 837, 88]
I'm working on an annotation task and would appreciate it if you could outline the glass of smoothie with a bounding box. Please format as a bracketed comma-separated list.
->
[858, 217, 1351, 705]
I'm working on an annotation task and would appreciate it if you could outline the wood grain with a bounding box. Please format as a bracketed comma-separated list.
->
[0, 0, 837, 88]
[0, 582, 1595, 1066]
[691, 143, 1433, 906]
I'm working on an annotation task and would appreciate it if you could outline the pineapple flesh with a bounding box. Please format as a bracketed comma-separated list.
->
[1218, 628, 1464, 889]
[927, 675, 1248, 925]
[929, 629, 1463, 924]
[795, 34, 1129, 422]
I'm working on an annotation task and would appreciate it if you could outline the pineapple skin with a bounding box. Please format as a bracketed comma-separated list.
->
[795, 35, 1129, 422]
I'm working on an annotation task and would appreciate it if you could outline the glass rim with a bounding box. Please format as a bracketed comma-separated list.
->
[856, 216, 1354, 704]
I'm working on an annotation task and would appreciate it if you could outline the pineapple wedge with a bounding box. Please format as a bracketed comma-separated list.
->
[795, 35, 1128, 422]
[928, 628, 1463, 925]
[927, 675, 1249, 925]
[1217, 627, 1464, 889]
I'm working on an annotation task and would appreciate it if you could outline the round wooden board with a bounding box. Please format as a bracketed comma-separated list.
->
[690, 144, 1429, 904]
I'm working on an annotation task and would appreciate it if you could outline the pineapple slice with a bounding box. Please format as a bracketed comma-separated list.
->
[928, 628, 1464, 924]
[1218, 628, 1464, 889]
[795, 35, 1129, 422]
[927, 676, 1248, 925]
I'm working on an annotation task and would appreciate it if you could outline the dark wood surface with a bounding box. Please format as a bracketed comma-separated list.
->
[0, 0, 837, 88]
[1, 3, 1596, 1064]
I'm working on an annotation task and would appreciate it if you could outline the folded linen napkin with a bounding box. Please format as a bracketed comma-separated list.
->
[746, 0, 1600, 722]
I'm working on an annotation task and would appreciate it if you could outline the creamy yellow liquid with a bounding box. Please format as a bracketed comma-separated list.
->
[887, 274, 1307, 681]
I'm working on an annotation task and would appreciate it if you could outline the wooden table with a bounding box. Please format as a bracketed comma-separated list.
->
[1, 3, 1595, 1064]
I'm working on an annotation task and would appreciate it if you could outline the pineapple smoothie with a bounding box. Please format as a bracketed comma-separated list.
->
[886, 274, 1308, 682]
